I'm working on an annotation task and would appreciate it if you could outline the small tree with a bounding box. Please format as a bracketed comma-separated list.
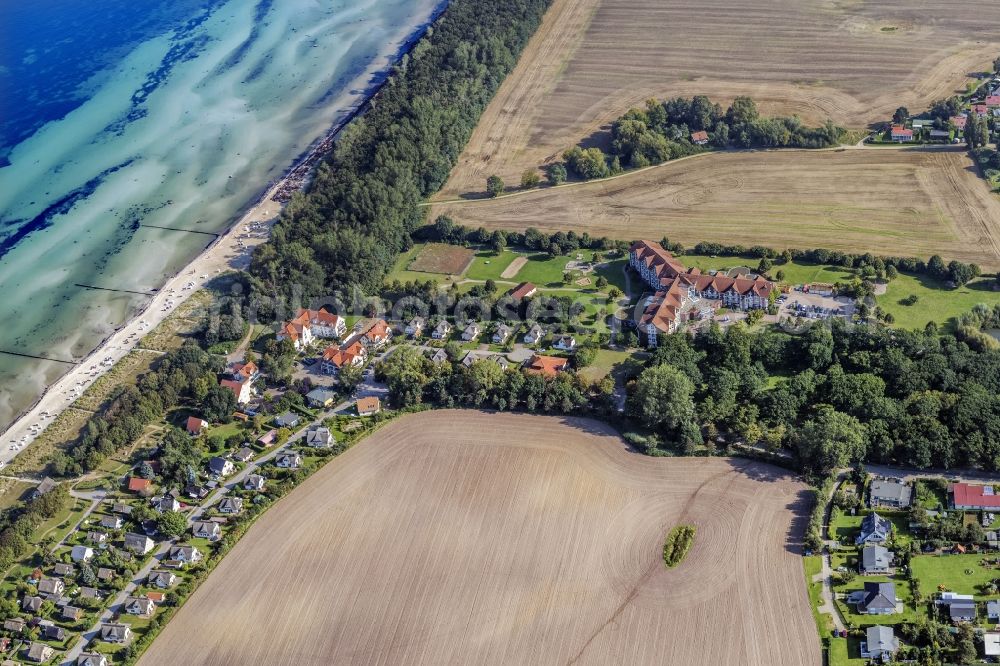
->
[520, 170, 540, 189]
[156, 511, 187, 538]
[546, 163, 567, 185]
[486, 175, 504, 198]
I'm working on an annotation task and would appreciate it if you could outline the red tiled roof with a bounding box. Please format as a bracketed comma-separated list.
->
[220, 379, 247, 400]
[890, 125, 913, 137]
[185, 416, 206, 434]
[365, 320, 390, 342]
[510, 282, 537, 299]
[951, 115, 967, 128]
[322, 346, 360, 369]
[231, 360, 257, 380]
[952, 483, 1000, 508]
[985, 96, 1000, 107]
[356, 397, 381, 413]
[524, 355, 569, 378]
[691, 130, 709, 142]
[128, 477, 151, 492]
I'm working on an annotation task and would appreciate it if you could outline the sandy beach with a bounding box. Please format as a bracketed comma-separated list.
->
[0, 189, 282, 468]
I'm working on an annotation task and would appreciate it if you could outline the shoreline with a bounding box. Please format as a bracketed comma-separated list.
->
[0, 0, 450, 464]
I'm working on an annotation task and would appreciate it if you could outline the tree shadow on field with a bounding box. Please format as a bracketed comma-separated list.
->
[724, 458, 813, 555]
[578, 124, 613, 153]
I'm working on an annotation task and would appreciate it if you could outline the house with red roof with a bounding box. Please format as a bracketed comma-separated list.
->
[889, 125, 913, 142]
[127, 477, 152, 494]
[690, 130, 709, 145]
[950, 115, 967, 131]
[509, 282, 538, 300]
[320, 341, 367, 376]
[229, 360, 259, 383]
[629, 240, 776, 346]
[276, 308, 346, 350]
[985, 95, 1000, 107]
[524, 355, 570, 378]
[951, 483, 1000, 510]
[220, 378, 252, 405]
[973, 104, 990, 118]
[185, 416, 207, 436]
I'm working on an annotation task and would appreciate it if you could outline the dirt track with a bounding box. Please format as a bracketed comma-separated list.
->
[138, 411, 818, 666]
[438, 0, 1000, 199]
[432, 146, 1000, 268]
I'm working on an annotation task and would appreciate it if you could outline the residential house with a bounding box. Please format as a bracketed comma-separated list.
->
[462, 350, 510, 370]
[78, 587, 101, 601]
[356, 397, 381, 417]
[429, 348, 449, 364]
[951, 483, 1000, 510]
[492, 323, 514, 344]
[431, 320, 453, 340]
[305, 427, 334, 448]
[61, 605, 82, 621]
[524, 355, 570, 378]
[244, 474, 266, 491]
[233, 447, 255, 463]
[29, 477, 57, 500]
[112, 502, 133, 515]
[40, 622, 65, 640]
[100, 515, 124, 530]
[629, 240, 775, 345]
[185, 416, 208, 435]
[100, 622, 132, 643]
[24, 643, 53, 664]
[127, 477, 152, 494]
[151, 494, 180, 513]
[951, 115, 968, 131]
[192, 521, 222, 541]
[320, 340, 367, 376]
[208, 456, 235, 478]
[857, 582, 898, 615]
[165, 545, 202, 567]
[97, 568, 116, 582]
[53, 563, 74, 576]
[986, 95, 1000, 107]
[359, 319, 391, 348]
[257, 429, 278, 447]
[949, 601, 978, 623]
[524, 323, 545, 345]
[87, 531, 107, 544]
[870, 479, 912, 509]
[220, 378, 252, 405]
[986, 633, 1000, 658]
[277, 308, 346, 350]
[860, 545, 893, 575]
[861, 625, 899, 661]
[219, 497, 244, 514]
[185, 485, 209, 500]
[855, 512, 892, 546]
[147, 571, 176, 589]
[974, 104, 990, 118]
[305, 388, 337, 409]
[21, 596, 42, 613]
[405, 317, 425, 338]
[889, 125, 913, 142]
[988, 600, 1000, 622]
[77, 653, 109, 666]
[690, 130, 709, 145]
[229, 360, 260, 383]
[929, 129, 951, 140]
[2, 619, 24, 633]
[509, 282, 538, 300]
[70, 545, 94, 563]
[461, 322, 481, 341]
[553, 335, 576, 351]
[276, 452, 303, 469]
[274, 411, 300, 429]
[124, 532, 155, 555]
[37, 578, 64, 596]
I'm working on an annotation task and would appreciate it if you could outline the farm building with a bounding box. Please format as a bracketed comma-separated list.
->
[509, 282, 537, 300]
[951, 483, 1000, 510]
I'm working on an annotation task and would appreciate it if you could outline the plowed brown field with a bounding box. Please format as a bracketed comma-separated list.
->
[437, 0, 1000, 199]
[138, 411, 818, 666]
[432, 146, 1000, 268]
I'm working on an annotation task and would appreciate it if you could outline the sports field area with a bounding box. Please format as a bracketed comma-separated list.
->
[138, 411, 818, 666]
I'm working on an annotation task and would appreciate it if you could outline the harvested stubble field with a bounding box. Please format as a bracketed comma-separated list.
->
[432, 147, 1000, 268]
[138, 411, 817, 666]
[437, 0, 1000, 199]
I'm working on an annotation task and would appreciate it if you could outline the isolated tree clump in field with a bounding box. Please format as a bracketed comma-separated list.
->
[662, 525, 696, 567]
[486, 175, 505, 197]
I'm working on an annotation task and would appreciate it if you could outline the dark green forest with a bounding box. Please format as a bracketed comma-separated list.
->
[249, 0, 552, 297]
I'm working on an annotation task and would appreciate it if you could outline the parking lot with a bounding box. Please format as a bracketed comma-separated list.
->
[777, 290, 855, 320]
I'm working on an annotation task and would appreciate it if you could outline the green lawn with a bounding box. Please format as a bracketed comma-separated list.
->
[877, 273, 1000, 331]
[833, 573, 919, 627]
[675, 254, 855, 286]
[829, 637, 865, 666]
[577, 349, 633, 384]
[910, 553, 1000, 598]
[829, 509, 913, 548]
[803, 555, 833, 637]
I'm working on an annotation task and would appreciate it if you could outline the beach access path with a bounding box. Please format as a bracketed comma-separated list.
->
[0, 191, 283, 470]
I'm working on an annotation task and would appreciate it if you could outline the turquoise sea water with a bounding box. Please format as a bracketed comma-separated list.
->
[0, 0, 443, 431]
